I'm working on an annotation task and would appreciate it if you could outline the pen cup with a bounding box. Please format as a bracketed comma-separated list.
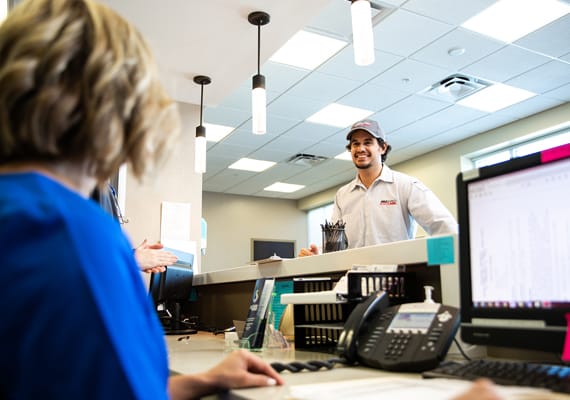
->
[322, 226, 348, 253]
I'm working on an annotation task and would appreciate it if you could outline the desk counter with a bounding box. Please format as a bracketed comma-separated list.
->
[166, 333, 569, 400]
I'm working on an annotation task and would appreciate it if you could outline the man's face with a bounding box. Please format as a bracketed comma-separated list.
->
[349, 130, 386, 170]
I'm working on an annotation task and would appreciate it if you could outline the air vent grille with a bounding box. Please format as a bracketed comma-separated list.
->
[421, 73, 492, 102]
[287, 153, 328, 167]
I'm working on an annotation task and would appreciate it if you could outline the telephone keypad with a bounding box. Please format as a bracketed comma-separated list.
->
[383, 333, 412, 360]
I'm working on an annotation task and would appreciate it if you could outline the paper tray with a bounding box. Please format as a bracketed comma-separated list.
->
[280, 291, 347, 304]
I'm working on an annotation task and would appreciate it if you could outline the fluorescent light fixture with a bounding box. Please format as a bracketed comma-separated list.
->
[351, 0, 375, 66]
[264, 182, 305, 193]
[195, 127, 207, 174]
[306, 103, 373, 128]
[1, 1, 7, 23]
[461, 0, 570, 43]
[458, 83, 536, 112]
[229, 157, 276, 172]
[203, 123, 234, 142]
[249, 11, 270, 135]
[270, 30, 347, 70]
[334, 151, 353, 161]
[193, 75, 211, 174]
[252, 74, 266, 134]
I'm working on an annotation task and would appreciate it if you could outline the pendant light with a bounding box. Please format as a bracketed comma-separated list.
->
[193, 75, 211, 174]
[351, 0, 375, 66]
[248, 11, 270, 135]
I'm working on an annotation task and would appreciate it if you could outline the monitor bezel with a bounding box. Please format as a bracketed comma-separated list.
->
[456, 146, 570, 355]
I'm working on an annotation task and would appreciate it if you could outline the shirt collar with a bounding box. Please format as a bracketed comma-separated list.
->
[350, 164, 394, 190]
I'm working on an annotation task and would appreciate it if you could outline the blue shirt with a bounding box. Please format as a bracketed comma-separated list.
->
[0, 172, 168, 399]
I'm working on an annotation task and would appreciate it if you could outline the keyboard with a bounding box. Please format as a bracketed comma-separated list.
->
[422, 359, 570, 394]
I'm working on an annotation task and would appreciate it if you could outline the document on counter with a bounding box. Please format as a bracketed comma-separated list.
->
[286, 376, 552, 400]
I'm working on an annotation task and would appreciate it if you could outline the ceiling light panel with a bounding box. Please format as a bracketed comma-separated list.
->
[334, 151, 353, 161]
[264, 182, 305, 193]
[306, 103, 374, 127]
[203, 123, 234, 142]
[457, 83, 536, 112]
[228, 157, 276, 172]
[269, 30, 347, 70]
[461, 0, 570, 43]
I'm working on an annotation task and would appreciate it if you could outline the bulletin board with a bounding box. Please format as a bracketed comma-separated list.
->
[251, 239, 296, 261]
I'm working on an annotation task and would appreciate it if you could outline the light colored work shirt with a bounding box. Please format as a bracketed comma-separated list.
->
[331, 164, 457, 248]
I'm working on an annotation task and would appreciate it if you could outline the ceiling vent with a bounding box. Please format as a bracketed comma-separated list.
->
[287, 153, 328, 167]
[421, 73, 491, 102]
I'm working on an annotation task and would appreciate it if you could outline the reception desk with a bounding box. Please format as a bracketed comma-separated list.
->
[166, 332, 568, 400]
[188, 236, 459, 330]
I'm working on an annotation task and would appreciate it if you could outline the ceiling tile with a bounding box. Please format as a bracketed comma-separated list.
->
[282, 121, 340, 142]
[499, 95, 564, 120]
[461, 44, 551, 83]
[317, 46, 404, 82]
[263, 62, 312, 93]
[515, 14, 570, 59]
[285, 71, 361, 102]
[410, 28, 505, 70]
[204, 105, 250, 127]
[267, 93, 328, 120]
[371, 94, 450, 133]
[390, 104, 486, 147]
[544, 82, 570, 102]
[506, 60, 570, 94]
[368, 59, 451, 94]
[337, 82, 409, 112]
[372, 9, 454, 57]
[402, 0, 496, 25]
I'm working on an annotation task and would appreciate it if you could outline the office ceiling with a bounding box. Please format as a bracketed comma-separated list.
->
[104, 0, 570, 200]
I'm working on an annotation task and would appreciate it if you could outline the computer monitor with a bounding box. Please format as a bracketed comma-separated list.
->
[149, 257, 196, 335]
[456, 143, 570, 356]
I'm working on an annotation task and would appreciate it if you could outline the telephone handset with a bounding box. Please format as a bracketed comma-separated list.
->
[336, 290, 460, 372]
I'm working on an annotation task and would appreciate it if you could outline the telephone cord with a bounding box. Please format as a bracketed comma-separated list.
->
[270, 358, 348, 373]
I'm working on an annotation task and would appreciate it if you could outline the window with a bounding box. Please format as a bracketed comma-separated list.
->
[469, 126, 570, 169]
[307, 203, 333, 250]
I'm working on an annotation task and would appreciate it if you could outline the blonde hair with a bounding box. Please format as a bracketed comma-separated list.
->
[0, 0, 180, 182]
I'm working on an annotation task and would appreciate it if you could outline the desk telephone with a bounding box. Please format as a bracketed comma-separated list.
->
[272, 289, 460, 374]
[337, 290, 460, 372]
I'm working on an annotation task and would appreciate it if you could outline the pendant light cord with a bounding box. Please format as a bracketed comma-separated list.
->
[199, 83, 204, 125]
[257, 24, 261, 75]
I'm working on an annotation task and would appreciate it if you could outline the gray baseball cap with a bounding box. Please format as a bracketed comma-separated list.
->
[346, 119, 386, 141]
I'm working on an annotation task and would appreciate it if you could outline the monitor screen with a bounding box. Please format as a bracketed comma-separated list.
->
[456, 144, 570, 355]
[148, 254, 196, 335]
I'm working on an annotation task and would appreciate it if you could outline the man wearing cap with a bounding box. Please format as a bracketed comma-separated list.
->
[299, 119, 457, 256]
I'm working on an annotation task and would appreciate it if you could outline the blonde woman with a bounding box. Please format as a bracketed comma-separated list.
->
[0, 0, 282, 398]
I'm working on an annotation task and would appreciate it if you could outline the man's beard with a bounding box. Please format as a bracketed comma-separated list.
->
[355, 161, 373, 169]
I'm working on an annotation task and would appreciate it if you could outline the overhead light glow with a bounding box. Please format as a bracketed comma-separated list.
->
[351, 0, 375, 66]
[270, 30, 347, 70]
[461, 0, 570, 43]
[264, 182, 305, 193]
[0, 1, 7, 23]
[334, 151, 353, 161]
[194, 127, 207, 174]
[229, 157, 276, 172]
[204, 123, 234, 142]
[458, 83, 536, 112]
[306, 103, 373, 128]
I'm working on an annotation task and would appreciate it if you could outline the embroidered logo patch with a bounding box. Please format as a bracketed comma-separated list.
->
[380, 200, 397, 206]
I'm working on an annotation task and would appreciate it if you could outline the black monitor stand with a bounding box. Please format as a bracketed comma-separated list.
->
[159, 301, 198, 335]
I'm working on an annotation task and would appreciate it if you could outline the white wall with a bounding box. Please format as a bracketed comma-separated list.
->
[201, 192, 307, 271]
[122, 102, 204, 271]
[393, 102, 570, 218]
